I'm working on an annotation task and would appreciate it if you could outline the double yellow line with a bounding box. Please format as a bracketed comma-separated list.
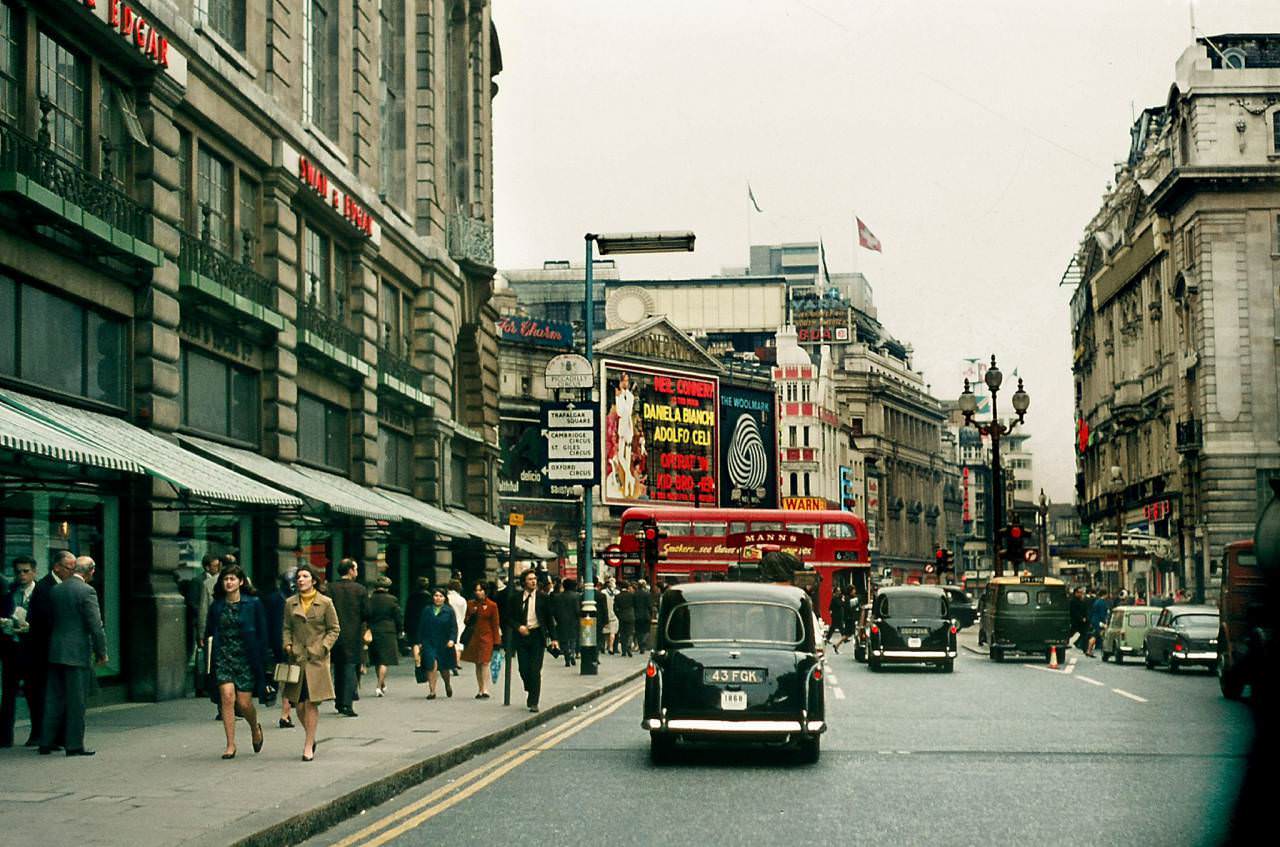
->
[331, 684, 643, 847]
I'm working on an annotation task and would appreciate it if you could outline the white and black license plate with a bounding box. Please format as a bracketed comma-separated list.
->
[720, 690, 748, 711]
[704, 668, 766, 685]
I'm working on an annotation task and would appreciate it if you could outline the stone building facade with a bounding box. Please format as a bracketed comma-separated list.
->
[0, 0, 504, 699]
[1070, 35, 1280, 599]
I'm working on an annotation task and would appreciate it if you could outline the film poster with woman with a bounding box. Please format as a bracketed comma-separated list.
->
[601, 363, 718, 506]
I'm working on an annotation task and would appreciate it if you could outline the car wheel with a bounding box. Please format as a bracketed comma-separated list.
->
[1145, 650, 1157, 669]
[854, 643, 866, 663]
[942, 659, 954, 673]
[868, 658, 881, 672]
[978, 629, 987, 646]
[649, 733, 677, 765]
[990, 646, 1004, 663]
[1114, 649, 1123, 665]
[795, 735, 821, 764]
[1218, 650, 1245, 700]
[1169, 659, 1180, 674]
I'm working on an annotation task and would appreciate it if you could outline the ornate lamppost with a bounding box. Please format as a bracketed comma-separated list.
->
[958, 356, 1029, 578]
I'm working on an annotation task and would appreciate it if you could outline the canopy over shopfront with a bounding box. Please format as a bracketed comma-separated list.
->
[446, 507, 555, 559]
[0, 389, 301, 507]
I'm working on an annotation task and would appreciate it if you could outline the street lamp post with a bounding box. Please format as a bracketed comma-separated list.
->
[1110, 465, 1126, 596]
[958, 355, 1029, 579]
[580, 231, 694, 676]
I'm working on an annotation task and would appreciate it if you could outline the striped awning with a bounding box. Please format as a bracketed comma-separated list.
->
[182, 436, 390, 520]
[374, 488, 472, 537]
[0, 397, 144, 474]
[446, 507, 511, 547]
[516, 535, 556, 560]
[0, 390, 300, 507]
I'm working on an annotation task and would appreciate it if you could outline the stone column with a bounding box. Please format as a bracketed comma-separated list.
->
[128, 76, 187, 701]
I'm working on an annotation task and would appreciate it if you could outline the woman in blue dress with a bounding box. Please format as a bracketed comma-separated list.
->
[414, 588, 457, 699]
[204, 565, 269, 759]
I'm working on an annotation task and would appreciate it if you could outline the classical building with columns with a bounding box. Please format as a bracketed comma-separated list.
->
[0, 0, 511, 700]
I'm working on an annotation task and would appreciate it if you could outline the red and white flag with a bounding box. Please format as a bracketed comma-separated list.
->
[856, 217, 882, 252]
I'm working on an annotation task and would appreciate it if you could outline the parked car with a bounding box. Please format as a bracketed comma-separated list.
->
[642, 582, 826, 764]
[940, 585, 977, 629]
[1144, 605, 1220, 672]
[977, 575, 1070, 663]
[1217, 539, 1266, 699]
[1099, 605, 1158, 664]
[866, 586, 957, 672]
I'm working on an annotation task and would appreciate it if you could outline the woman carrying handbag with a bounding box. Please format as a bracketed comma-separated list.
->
[459, 582, 501, 699]
[413, 588, 456, 699]
[281, 565, 341, 762]
[204, 565, 270, 760]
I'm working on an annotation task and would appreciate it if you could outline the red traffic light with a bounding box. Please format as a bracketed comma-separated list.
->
[935, 549, 945, 561]
[1010, 526, 1022, 539]
[644, 527, 658, 542]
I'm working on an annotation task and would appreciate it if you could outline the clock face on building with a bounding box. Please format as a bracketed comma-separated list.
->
[607, 286, 656, 327]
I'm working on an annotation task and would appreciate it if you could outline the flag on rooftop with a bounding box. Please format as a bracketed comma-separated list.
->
[856, 217, 882, 252]
[747, 183, 764, 213]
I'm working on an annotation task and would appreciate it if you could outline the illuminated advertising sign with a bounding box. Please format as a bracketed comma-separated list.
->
[782, 497, 828, 511]
[719, 385, 777, 508]
[496, 315, 574, 349]
[601, 362, 718, 507]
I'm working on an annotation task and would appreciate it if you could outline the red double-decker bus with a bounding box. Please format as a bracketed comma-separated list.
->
[615, 506, 870, 623]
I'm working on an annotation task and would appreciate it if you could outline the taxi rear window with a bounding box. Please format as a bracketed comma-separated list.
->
[1004, 591, 1030, 606]
[878, 594, 946, 618]
[1127, 613, 1149, 627]
[665, 601, 803, 646]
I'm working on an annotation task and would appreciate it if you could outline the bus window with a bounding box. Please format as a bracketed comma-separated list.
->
[692, 522, 727, 537]
[750, 521, 784, 531]
[728, 521, 748, 535]
[658, 521, 691, 537]
[788, 523, 820, 537]
[823, 522, 854, 538]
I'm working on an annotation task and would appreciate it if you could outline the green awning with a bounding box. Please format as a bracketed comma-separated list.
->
[0, 390, 300, 507]
[446, 508, 513, 547]
[0, 396, 144, 474]
[374, 488, 472, 537]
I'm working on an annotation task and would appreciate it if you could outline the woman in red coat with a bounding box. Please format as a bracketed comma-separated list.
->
[459, 582, 502, 699]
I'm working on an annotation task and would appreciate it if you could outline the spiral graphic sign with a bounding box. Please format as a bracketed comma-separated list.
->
[719, 386, 777, 507]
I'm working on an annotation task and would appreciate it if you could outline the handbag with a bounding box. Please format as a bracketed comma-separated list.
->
[272, 663, 301, 685]
[460, 622, 475, 647]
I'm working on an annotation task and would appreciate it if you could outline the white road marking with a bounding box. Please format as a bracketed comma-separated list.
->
[831, 687, 846, 700]
[1023, 663, 1062, 673]
[1064, 658, 1077, 675]
[827, 673, 840, 685]
[1112, 688, 1148, 703]
[1075, 675, 1105, 686]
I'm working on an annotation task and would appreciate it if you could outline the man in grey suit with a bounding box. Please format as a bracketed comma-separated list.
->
[40, 556, 108, 757]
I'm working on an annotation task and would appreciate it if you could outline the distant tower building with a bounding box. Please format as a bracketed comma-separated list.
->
[772, 328, 851, 509]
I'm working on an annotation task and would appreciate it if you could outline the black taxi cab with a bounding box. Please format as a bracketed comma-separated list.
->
[866, 586, 957, 672]
[642, 582, 826, 764]
[977, 574, 1070, 663]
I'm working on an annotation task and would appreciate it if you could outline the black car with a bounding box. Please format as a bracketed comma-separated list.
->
[866, 586, 957, 672]
[978, 576, 1070, 663]
[940, 585, 977, 629]
[642, 582, 826, 764]
[1144, 605, 1220, 672]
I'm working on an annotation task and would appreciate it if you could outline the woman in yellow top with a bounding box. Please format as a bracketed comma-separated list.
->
[282, 564, 340, 762]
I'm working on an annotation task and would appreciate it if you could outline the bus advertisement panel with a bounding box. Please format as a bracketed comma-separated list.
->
[601, 362, 719, 507]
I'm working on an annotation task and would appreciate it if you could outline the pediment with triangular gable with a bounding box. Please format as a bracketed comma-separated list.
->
[593, 315, 726, 374]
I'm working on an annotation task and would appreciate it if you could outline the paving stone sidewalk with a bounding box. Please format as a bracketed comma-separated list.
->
[0, 652, 645, 847]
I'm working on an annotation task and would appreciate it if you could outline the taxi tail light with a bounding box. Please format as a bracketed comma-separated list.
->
[949, 625, 958, 635]
[645, 662, 657, 678]
[1174, 643, 1184, 653]
[812, 667, 823, 682]
[870, 625, 879, 635]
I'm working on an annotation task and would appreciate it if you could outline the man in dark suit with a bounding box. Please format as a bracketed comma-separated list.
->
[24, 550, 75, 747]
[328, 558, 368, 717]
[509, 569, 558, 712]
[1, 556, 38, 747]
[41, 556, 108, 756]
[548, 579, 581, 667]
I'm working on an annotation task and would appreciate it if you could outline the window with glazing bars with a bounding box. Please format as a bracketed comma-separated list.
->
[206, 0, 246, 52]
[306, 0, 337, 138]
[197, 147, 232, 251]
[379, 0, 406, 206]
[37, 31, 86, 165]
[99, 75, 129, 185]
[238, 174, 259, 264]
[303, 225, 331, 309]
[0, 2, 20, 125]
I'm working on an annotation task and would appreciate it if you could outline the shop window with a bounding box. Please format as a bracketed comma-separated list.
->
[449, 449, 467, 506]
[303, 0, 338, 139]
[206, 0, 246, 52]
[37, 30, 86, 165]
[3, 278, 125, 405]
[0, 1, 19, 125]
[179, 347, 259, 445]
[378, 0, 406, 207]
[378, 426, 413, 491]
[298, 391, 349, 472]
[238, 174, 259, 265]
[197, 146, 233, 251]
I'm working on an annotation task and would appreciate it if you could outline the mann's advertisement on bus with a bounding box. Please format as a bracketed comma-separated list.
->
[601, 362, 719, 507]
[718, 385, 777, 508]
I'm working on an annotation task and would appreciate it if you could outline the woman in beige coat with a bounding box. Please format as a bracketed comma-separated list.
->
[281, 564, 340, 762]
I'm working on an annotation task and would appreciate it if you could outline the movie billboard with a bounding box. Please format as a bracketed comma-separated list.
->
[601, 362, 718, 507]
[718, 385, 777, 508]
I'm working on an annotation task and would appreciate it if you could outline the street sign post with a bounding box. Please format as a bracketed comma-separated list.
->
[545, 354, 594, 389]
[541, 401, 599, 485]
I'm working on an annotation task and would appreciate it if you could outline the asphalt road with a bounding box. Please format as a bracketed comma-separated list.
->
[308, 646, 1252, 847]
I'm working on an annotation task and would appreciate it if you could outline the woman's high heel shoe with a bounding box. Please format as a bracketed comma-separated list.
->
[221, 749, 236, 760]
[252, 724, 264, 753]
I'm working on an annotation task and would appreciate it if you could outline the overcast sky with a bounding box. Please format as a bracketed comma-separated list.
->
[490, 0, 1277, 503]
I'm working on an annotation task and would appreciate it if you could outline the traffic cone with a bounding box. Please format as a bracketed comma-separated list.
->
[1049, 645, 1059, 669]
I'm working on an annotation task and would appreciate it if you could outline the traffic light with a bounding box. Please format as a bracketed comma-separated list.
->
[1005, 523, 1025, 564]
[637, 518, 667, 574]
[933, 547, 945, 574]
[942, 549, 955, 572]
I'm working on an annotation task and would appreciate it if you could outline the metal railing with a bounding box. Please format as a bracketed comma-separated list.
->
[179, 230, 276, 310]
[0, 120, 149, 242]
[298, 280, 361, 358]
[377, 330, 423, 391]
[1175, 418, 1202, 454]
